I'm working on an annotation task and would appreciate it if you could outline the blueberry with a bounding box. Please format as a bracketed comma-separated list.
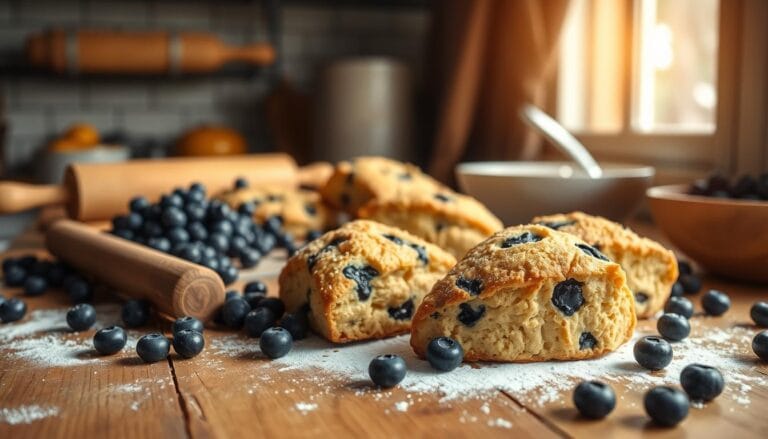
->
[342, 264, 379, 301]
[245, 280, 268, 295]
[65, 277, 92, 304]
[434, 193, 452, 203]
[664, 296, 694, 319]
[125, 212, 143, 230]
[576, 243, 610, 262]
[172, 329, 205, 358]
[187, 222, 208, 242]
[678, 260, 693, 276]
[172, 316, 204, 335]
[234, 177, 249, 189]
[0, 294, 4, 308]
[499, 231, 542, 248]
[160, 193, 184, 209]
[426, 337, 464, 371]
[212, 220, 234, 237]
[136, 333, 171, 363]
[387, 299, 414, 320]
[239, 202, 255, 216]
[244, 292, 264, 309]
[161, 206, 187, 228]
[670, 281, 684, 297]
[189, 182, 206, 194]
[259, 327, 293, 359]
[112, 214, 131, 230]
[678, 274, 701, 294]
[66, 303, 96, 331]
[244, 307, 276, 337]
[552, 278, 585, 316]
[142, 221, 164, 238]
[658, 313, 690, 341]
[4, 264, 27, 287]
[306, 230, 322, 242]
[634, 336, 673, 370]
[701, 289, 730, 316]
[573, 381, 616, 419]
[218, 265, 239, 285]
[225, 290, 240, 301]
[457, 302, 485, 327]
[130, 196, 150, 213]
[122, 299, 151, 328]
[280, 312, 309, 340]
[167, 227, 190, 246]
[93, 326, 127, 355]
[257, 297, 285, 319]
[239, 248, 262, 268]
[207, 233, 229, 253]
[753, 330, 768, 361]
[201, 257, 220, 272]
[179, 245, 203, 263]
[368, 354, 407, 387]
[680, 364, 725, 402]
[455, 276, 483, 296]
[644, 386, 689, 427]
[23, 275, 47, 296]
[228, 235, 248, 257]
[579, 332, 598, 350]
[148, 237, 171, 253]
[264, 216, 283, 235]
[46, 263, 68, 287]
[0, 298, 27, 322]
[221, 297, 251, 329]
[634, 292, 649, 304]
[751, 301, 768, 327]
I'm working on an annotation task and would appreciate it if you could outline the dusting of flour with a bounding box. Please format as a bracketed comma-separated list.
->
[0, 405, 60, 425]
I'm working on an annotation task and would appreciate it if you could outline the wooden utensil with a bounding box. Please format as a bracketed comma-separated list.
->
[27, 29, 275, 75]
[46, 219, 225, 321]
[0, 154, 304, 220]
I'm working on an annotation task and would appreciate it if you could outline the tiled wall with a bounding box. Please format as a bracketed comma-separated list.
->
[0, 0, 429, 172]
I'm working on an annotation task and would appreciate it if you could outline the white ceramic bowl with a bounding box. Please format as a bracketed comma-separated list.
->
[456, 161, 655, 226]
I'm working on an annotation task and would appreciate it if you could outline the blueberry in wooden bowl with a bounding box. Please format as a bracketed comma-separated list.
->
[647, 184, 768, 283]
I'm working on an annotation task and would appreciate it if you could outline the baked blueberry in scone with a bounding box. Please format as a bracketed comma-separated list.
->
[533, 212, 678, 319]
[357, 190, 503, 259]
[410, 224, 636, 362]
[319, 156, 445, 215]
[216, 187, 336, 239]
[279, 220, 456, 343]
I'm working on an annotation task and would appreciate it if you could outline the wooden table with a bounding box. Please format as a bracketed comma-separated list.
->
[1, 222, 766, 438]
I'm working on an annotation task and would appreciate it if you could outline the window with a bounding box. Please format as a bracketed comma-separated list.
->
[550, 0, 767, 177]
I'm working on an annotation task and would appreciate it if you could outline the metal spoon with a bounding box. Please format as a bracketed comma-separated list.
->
[520, 104, 603, 179]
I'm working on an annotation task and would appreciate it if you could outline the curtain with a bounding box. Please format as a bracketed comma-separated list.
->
[427, 0, 571, 184]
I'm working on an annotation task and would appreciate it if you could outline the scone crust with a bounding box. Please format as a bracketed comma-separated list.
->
[216, 186, 336, 238]
[411, 224, 636, 362]
[532, 212, 678, 318]
[357, 191, 503, 258]
[280, 220, 456, 343]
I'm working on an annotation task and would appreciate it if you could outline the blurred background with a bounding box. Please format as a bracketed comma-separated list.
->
[0, 0, 766, 237]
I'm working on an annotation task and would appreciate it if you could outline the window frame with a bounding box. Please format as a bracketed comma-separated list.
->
[546, 0, 768, 180]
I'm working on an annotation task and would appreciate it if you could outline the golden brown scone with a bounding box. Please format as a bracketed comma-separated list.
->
[357, 190, 503, 259]
[533, 212, 678, 319]
[410, 224, 636, 362]
[279, 220, 456, 343]
[216, 187, 336, 239]
[319, 156, 445, 214]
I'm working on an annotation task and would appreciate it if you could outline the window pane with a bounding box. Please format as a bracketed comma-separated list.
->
[557, 0, 625, 133]
[632, 0, 719, 133]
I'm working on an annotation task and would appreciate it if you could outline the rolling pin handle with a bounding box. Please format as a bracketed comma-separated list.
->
[0, 182, 68, 214]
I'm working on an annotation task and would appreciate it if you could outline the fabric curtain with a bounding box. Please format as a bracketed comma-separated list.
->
[427, 0, 571, 184]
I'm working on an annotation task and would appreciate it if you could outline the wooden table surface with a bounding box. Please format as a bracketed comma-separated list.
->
[1, 221, 766, 438]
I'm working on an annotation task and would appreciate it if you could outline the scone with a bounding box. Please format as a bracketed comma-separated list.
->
[320, 156, 445, 214]
[279, 220, 456, 343]
[357, 191, 503, 258]
[410, 224, 636, 362]
[533, 212, 677, 319]
[216, 187, 336, 239]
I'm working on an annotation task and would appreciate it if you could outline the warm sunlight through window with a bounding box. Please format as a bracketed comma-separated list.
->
[557, 0, 719, 135]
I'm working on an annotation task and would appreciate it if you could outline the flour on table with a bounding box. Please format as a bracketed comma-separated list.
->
[0, 405, 59, 425]
[393, 401, 410, 412]
[487, 418, 513, 429]
[294, 402, 318, 414]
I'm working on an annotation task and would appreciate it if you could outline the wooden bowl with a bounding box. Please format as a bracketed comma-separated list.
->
[456, 161, 654, 225]
[647, 184, 768, 283]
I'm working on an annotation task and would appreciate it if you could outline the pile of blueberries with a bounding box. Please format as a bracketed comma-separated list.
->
[689, 173, 768, 200]
[0, 254, 94, 324]
[109, 179, 297, 285]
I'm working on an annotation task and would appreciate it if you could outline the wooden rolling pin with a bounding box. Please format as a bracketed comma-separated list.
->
[26, 29, 275, 74]
[0, 155, 331, 221]
[46, 219, 225, 321]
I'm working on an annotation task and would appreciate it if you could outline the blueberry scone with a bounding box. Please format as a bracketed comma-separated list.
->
[357, 191, 503, 259]
[410, 224, 636, 362]
[216, 187, 336, 239]
[279, 220, 456, 343]
[320, 156, 445, 215]
[533, 212, 677, 319]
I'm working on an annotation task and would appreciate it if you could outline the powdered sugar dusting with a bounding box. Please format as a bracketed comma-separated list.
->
[207, 322, 766, 408]
[0, 405, 59, 425]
